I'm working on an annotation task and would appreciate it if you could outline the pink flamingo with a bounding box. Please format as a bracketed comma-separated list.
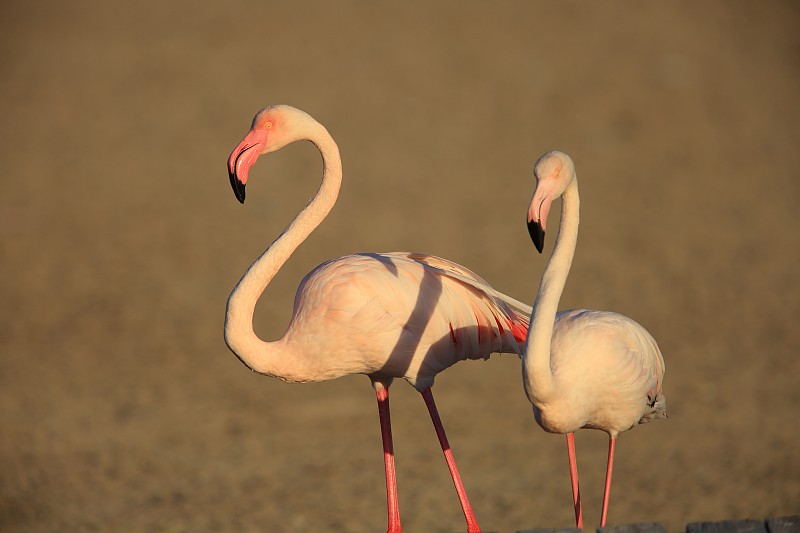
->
[522, 150, 667, 528]
[224, 105, 530, 533]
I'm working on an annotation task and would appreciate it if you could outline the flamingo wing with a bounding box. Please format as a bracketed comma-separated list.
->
[285, 252, 531, 388]
[396, 252, 533, 318]
[386, 252, 531, 345]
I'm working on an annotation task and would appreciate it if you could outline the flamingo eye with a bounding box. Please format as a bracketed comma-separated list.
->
[265, 122, 273, 129]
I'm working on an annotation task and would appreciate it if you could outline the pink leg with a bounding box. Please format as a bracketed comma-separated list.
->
[375, 386, 402, 533]
[421, 388, 481, 533]
[599, 435, 617, 527]
[566, 433, 583, 528]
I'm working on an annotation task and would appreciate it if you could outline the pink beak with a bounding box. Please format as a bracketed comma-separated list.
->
[227, 128, 267, 204]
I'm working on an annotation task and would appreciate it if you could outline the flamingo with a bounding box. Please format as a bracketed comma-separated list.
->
[224, 105, 531, 533]
[522, 150, 667, 528]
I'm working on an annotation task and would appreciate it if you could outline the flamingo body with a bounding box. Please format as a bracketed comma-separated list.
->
[261, 251, 530, 388]
[531, 309, 666, 436]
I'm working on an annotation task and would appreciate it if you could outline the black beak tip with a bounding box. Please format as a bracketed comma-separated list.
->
[228, 170, 246, 204]
[527, 219, 545, 253]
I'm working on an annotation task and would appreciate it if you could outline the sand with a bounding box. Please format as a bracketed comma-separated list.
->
[1, 1, 798, 531]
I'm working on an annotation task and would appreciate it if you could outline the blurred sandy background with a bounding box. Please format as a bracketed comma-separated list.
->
[1, 1, 798, 532]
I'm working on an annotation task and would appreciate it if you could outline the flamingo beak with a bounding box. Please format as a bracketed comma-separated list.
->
[527, 193, 552, 254]
[228, 166, 247, 204]
[527, 218, 545, 253]
[227, 128, 267, 204]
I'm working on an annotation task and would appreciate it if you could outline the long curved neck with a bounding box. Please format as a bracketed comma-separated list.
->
[224, 121, 342, 378]
[523, 177, 579, 403]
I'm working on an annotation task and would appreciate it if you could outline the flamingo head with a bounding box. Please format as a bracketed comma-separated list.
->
[226, 105, 313, 203]
[527, 150, 576, 253]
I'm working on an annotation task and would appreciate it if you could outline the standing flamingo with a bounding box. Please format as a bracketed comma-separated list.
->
[224, 105, 530, 533]
[522, 150, 667, 528]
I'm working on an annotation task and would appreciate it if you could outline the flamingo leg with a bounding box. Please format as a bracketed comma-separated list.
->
[566, 433, 583, 528]
[599, 435, 617, 527]
[375, 386, 402, 533]
[420, 388, 481, 533]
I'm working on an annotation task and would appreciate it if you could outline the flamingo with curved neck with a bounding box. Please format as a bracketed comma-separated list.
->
[224, 105, 531, 533]
[522, 150, 667, 528]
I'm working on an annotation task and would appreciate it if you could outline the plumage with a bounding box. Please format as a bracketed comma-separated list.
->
[522, 151, 666, 528]
[224, 105, 529, 533]
[534, 309, 666, 435]
[279, 251, 529, 389]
